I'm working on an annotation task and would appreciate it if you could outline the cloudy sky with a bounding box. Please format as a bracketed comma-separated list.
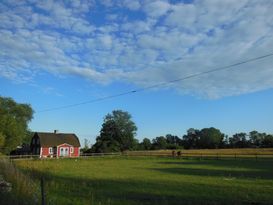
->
[1, 0, 273, 144]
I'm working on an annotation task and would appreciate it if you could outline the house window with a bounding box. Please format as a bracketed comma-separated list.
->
[49, 147, 53, 154]
[70, 147, 74, 154]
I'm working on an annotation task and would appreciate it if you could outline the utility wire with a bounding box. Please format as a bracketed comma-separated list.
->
[37, 52, 273, 113]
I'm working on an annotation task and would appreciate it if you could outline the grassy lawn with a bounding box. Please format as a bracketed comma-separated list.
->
[11, 156, 273, 205]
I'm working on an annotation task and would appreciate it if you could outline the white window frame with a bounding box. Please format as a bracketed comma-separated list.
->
[70, 147, 74, 154]
[49, 147, 53, 154]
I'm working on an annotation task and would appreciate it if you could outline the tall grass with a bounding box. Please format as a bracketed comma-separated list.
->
[0, 157, 40, 205]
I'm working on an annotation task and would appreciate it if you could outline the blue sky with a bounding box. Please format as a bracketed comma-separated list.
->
[1, 0, 273, 145]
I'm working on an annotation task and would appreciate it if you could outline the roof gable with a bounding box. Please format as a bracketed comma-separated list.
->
[34, 132, 81, 147]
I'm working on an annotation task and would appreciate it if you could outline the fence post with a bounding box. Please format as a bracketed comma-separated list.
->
[41, 177, 46, 205]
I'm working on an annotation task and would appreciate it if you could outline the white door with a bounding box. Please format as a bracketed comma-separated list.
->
[65, 148, 69, 156]
[60, 148, 64, 156]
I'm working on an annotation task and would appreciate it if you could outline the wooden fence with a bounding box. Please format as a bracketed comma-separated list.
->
[123, 150, 273, 159]
[1, 151, 273, 160]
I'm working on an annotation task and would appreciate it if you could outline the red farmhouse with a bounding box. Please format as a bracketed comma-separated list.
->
[30, 131, 81, 158]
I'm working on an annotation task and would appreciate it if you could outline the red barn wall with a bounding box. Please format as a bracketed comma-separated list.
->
[40, 145, 80, 158]
[72, 147, 80, 157]
[41, 147, 49, 157]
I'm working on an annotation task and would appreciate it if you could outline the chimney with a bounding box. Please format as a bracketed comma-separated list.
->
[54, 130, 58, 134]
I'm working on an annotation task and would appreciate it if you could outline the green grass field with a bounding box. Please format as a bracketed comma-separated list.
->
[9, 156, 273, 205]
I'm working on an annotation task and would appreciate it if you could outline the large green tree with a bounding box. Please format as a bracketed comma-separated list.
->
[182, 127, 225, 149]
[198, 127, 224, 149]
[0, 96, 34, 154]
[92, 110, 137, 152]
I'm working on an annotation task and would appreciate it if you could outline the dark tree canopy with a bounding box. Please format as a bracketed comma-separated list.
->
[198, 128, 224, 149]
[229, 132, 249, 148]
[152, 136, 168, 150]
[92, 110, 137, 152]
[0, 96, 34, 154]
[139, 138, 152, 150]
[182, 127, 225, 149]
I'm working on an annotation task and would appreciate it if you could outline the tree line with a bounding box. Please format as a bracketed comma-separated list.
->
[135, 129, 273, 151]
[85, 110, 273, 153]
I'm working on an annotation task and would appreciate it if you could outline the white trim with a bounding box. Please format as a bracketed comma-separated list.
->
[40, 147, 42, 158]
[55, 143, 79, 157]
[70, 147, 74, 154]
[57, 143, 73, 147]
[57, 143, 72, 158]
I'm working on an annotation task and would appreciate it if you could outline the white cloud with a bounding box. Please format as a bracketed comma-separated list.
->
[165, 3, 197, 28]
[143, 1, 171, 18]
[1, 0, 273, 99]
[123, 0, 140, 11]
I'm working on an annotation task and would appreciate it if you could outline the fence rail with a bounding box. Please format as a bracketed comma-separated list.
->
[123, 151, 273, 159]
[1, 151, 273, 160]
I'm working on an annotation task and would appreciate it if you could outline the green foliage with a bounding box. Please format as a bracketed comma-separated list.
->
[152, 136, 168, 150]
[92, 110, 137, 152]
[198, 128, 224, 149]
[166, 134, 182, 149]
[229, 132, 249, 148]
[182, 128, 200, 149]
[0, 96, 34, 154]
[262, 135, 273, 147]
[0, 132, 5, 147]
[139, 138, 152, 150]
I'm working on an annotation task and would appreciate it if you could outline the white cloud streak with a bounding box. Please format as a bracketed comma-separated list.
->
[1, 0, 273, 98]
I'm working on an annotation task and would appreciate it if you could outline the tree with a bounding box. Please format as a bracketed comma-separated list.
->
[0, 132, 5, 150]
[229, 133, 249, 148]
[152, 136, 168, 150]
[249, 130, 265, 147]
[139, 138, 152, 150]
[92, 110, 137, 152]
[165, 134, 182, 149]
[81, 138, 91, 153]
[261, 135, 273, 148]
[182, 128, 200, 149]
[198, 127, 224, 149]
[0, 96, 34, 154]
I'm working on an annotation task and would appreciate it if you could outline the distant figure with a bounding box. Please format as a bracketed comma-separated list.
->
[177, 151, 181, 157]
[172, 150, 176, 157]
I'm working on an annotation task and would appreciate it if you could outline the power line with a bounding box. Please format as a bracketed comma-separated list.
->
[37, 52, 273, 113]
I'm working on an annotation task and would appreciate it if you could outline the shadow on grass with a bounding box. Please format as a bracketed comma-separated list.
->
[150, 167, 273, 179]
[19, 167, 273, 205]
[155, 158, 273, 179]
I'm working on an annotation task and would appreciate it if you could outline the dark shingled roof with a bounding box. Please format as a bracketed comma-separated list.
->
[35, 132, 81, 147]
